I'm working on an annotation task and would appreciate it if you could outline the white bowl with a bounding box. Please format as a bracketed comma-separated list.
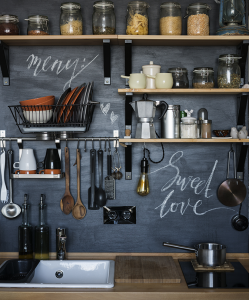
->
[23, 109, 53, 123]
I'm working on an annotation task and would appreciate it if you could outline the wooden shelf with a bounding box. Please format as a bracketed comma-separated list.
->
[0, 35, 119, 46]
[118, 35, 249, 46]
[120, 138, 249, 143]
[118, 88, 249, 95]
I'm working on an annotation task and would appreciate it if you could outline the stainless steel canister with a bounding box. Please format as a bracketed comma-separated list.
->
[161, 105, 180, 138]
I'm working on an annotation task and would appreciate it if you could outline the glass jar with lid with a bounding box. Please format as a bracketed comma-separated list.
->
[218, 54, 241, 88]
[60, 2, 83, 35]
[0, 15, 19, 35]
[26, 15, 49, 35]
[160, 2, 182, 35]
[168, 67, 189, 88]
[126, 1, 149, 35]
[180, 110, 197, 138]
[92, 1, 115, 35]
[185, 3, 211, 36]
[201, 120, 212, 138]
[193, 67, 214, 88]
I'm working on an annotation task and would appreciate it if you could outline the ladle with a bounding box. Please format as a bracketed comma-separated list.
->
[72, 148, 86, 220]
[1, 149, 21, 219]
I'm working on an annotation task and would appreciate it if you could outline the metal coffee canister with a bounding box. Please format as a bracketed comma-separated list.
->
[161, 105, 180, 138]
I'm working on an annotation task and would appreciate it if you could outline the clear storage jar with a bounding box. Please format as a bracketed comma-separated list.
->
[60, 2, 83, 35]
[26, 15, 49, 35]
[201, 120, 212, 138]
[92, 1, 116, 35]
[160, 2, 182, 35]
[126, 1, 149, 35]
[180, 111, 197, 138]
[218, 54, 241, 88]
[168, 67, 189, 88]
[185, 3, 211, 36]
[0, 15, 19, 35]
[193, 67, 214, 88]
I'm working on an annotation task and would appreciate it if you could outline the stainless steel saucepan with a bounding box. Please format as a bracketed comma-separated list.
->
[163, 242, 226, 267]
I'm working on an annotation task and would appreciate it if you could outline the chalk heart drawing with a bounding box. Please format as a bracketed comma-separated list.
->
[100, 103, 110, 116]
[153, 151, 236, 218]
[110, 111, 118, 124]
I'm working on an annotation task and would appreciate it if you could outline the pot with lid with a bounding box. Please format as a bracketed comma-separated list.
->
[142, 61, 161, 89]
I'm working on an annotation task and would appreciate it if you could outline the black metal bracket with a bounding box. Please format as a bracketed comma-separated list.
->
[237, 94, 248, 127]
[125, 40, 132, 86]
[103, 39, 111, 85]
[237, 40, 249, 86]
[237, 144, 248, 180]
[0, 41, 9, 86]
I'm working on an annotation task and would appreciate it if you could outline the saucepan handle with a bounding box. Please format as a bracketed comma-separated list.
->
[163, 242, 196, 253]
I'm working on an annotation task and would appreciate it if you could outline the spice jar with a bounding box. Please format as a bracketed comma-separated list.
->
[193, 67, 214, 88]
[26, 15, 49, 35]
[60, 2, 83, 35]
[201, 120, 212, 139]
[92, 1, 115, 35]
[185, 3, 211, 36]
[0, 15, 19, 35]
[218, 54, 241, 88]
[126, 1, 149, 35]
[168, 67, 189, 88]
[180, 110, 197, 138]
[160, 2, 182, 35]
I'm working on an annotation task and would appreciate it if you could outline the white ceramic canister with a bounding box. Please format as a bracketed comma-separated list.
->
[142, 61, 161, 89]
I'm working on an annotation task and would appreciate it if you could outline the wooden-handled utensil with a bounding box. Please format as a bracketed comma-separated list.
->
[60, 146, 74, 214]
[72, 148, 86, 220]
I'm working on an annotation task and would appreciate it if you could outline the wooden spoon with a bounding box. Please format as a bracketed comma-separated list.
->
[72, 148, 86, 220]
[60, 146, 74, 215]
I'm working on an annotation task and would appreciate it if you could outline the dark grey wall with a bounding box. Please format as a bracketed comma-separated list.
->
[0, 0, 248, 254]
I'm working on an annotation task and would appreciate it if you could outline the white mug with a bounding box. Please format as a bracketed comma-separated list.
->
[13, 148, 37, 171]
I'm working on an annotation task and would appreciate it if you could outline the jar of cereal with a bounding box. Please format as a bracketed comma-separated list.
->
[126, 1, 149, 35]
[185, 3, 211, 36]
[160, 2, 182, 35]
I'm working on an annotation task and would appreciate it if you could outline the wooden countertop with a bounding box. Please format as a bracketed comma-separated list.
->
[1, 252, 249, 300]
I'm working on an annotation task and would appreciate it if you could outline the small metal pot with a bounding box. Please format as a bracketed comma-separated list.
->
[188, 272, 227, 288]
[163, 242, 226, 267]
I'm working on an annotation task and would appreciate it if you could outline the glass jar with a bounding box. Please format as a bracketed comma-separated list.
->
[92, 1, 116, 35]
[160, 2, 182, 35]
[201, 120, 212, 138]
[192, 67, 214, 88]
[218, 54, 241, 88]
[196, 120, 202, 138]
[185, 3, 211, 36]
[60, 2, 83, 35]
[0, 15, 19, 35]
[198, 108, 208, 120]
[180, 111, 197, 138]
[168, 67, 189, 88]
[26, 15, 49, 35]
[126, 1, 149, 35]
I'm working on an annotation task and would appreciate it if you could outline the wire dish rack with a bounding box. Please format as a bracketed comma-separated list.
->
[8, 102, 99, 134]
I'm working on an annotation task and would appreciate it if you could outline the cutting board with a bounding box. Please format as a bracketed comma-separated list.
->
[115, 256, 181, 283]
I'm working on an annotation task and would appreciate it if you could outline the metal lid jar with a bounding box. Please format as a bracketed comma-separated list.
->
[26, 15, 49, 35]
[60, 2, 83, 35]
[126, 1, 149, 35]
[193, 67, 214, 88]
[92, 1, 116, 35]
[201, 120, 212, 139]
[168, 67, 189, 88]
[180, 110, 197, 138]
[185, 3, 211, 36]
[160, 2, 182, 35]
[0, 15, 19, 35]
[218, 54, 241, 88]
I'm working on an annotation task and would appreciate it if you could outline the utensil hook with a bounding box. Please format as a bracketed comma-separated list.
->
[108, 138, 111, 154]
[99, 139, 101, 150]
[66, 139, 68, 148]
[104, 138, 107, 152]
[92, 139, 94, 150]
[227, 144, 236, 179]
[77, 138, 80, 149]
[84, 139, 87, 152]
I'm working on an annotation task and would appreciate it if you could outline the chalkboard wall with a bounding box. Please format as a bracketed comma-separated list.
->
[0, 0, 248, 254]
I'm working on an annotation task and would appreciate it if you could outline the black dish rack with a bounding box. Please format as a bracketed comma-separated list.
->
[8, 102, 98, 134]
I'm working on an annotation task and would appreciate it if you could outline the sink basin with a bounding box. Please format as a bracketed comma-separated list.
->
[0, 260, 115, 288]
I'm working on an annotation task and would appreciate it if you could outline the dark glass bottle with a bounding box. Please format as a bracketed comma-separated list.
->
[35, 194, 49, 260]
[18, 194, 33, 259]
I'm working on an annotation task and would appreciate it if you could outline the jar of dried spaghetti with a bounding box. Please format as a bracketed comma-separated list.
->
[185, 3, 211, 36]
[160, 2, 182, 35]
[126, 1, 149, 35]
[60, 2, 83, 35]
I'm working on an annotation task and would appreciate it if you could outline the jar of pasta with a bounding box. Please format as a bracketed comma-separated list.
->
[60, 2, 83, 35]
[185, 3, 211, 36]
[126, 1, 149, 35]
[160, 2, 182, 35]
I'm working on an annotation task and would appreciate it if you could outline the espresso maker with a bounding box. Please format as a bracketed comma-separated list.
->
[130, 94, 168, 139]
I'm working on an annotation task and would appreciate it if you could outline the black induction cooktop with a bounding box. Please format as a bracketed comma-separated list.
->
[179, 261, 249, 289]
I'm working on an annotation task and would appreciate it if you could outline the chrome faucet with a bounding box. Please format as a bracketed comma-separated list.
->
[56, 228, 67, 260]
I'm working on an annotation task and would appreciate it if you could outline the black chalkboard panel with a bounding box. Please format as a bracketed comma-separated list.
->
[0, 0, 248, 254]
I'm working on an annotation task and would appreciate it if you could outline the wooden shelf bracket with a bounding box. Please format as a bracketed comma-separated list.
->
[0, 41, 9, 86]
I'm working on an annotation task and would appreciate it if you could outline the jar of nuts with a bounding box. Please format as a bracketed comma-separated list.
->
[26, 15, 49, 35]
[192, 67, 214, 89]
[0, 15, 19, 35]
[60, 2, 83, 35]
[160, 2, 182, 35]
[218, 54, 241, 88]
[168, 67, 189, 88]
[185, 3, 211, 36]
[126, 1, 149, 35]
[92, 1, 116, 35]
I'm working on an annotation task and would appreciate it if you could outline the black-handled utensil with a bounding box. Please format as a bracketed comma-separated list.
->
[88, 148, 99, 210]
[96, 148, 106, 207]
